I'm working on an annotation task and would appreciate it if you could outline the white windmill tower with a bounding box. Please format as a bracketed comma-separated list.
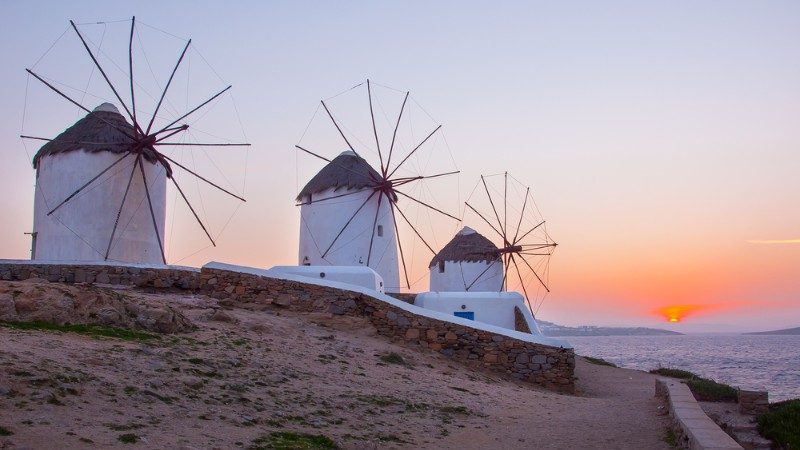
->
[428, 226, 504, 292]
[297, 150, 400, 292]
[31, 103, 166, 263]
[416, 173, 556, 334]
[22, 17, 250, 265]
[294, 80, 461, 294]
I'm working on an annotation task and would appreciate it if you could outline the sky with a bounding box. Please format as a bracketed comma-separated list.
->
[0, 1, 798, 333]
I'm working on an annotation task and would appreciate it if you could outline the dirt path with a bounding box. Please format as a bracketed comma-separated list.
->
[438, 359, 672, 449]
[1, 281, 670, 449]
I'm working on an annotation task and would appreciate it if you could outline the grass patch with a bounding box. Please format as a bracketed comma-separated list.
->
[650, 367, 737, 402]
[249, 431, 337, 449]
[663, 427, 679, 448]
[650, 368, 696, 379]
[0, 321, 157, 341]
[117, 433, 139, 444]
[757, 398, 800, 449]
[0, 426, 13, 436]
[584, 356, 617, 367]
[439, 405, 471, 415]
[379, 352, 406, 365]
[685, 378, 737, 402]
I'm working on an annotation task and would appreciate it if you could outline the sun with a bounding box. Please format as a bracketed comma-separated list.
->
[668, 317, 680, 323]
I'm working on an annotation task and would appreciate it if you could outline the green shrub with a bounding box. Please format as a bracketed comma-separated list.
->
[250, 431, 337, 449]
[685, 378, 737, 402]
[0, 321, 156, 341]
[379, 352, 406, 365]
[649, 367, 697, 379]
[118, 433, 139, 444]
[650, 367, 737, 402]
[0, 426, 13, 436]
[757, 399, 800, 449]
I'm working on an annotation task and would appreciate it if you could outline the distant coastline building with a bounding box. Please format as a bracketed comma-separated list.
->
[297, 151, 400, 292]
[428, 226, 504, 292]
[31, 103, 166, 264]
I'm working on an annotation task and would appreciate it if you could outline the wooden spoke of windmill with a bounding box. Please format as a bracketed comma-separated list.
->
[463, 172, 557, 311]
[22, 16, 249, 264]
[295, 79, 461, 289]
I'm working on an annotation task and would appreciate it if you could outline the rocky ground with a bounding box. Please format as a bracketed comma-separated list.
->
[0, 279, 672, 449]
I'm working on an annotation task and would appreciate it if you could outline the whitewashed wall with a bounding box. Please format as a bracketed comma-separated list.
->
[414, 291, 541, 334]
[298, 186, 400, 292]
[429, 259, 504, 292]
[32, 150, 166, 264]
[267, 265, 385, 293]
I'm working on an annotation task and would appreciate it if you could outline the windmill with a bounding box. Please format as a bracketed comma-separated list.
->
[457, 172, 557, 312]
[295, 80, 460, 293]
[22, 17, 249, 265]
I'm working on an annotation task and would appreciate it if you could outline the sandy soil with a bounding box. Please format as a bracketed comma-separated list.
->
[0, 281, 671, 449]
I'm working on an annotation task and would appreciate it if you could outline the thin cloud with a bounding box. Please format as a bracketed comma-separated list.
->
[746, 239, 800, 245]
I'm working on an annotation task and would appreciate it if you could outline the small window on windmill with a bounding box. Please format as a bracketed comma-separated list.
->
[438, 260, 445, 273]
[302, 256, 310, 266]
[377, 225, 383, 237]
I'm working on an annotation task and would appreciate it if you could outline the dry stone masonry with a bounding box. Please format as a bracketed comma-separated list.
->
[0, 260, 575, 393]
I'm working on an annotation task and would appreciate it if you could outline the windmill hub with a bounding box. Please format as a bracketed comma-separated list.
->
[497, 245, 523, 255]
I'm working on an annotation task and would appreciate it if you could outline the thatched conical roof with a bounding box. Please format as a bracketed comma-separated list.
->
[297, 151, 381, 201]
[32, 103, 157, 169]
[429, 226, 501, 267]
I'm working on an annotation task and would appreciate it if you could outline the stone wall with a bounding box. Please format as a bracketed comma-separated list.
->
[0, 261, 575, 393]
[0, 261, 201, 289]
[738, 390, 769, 416]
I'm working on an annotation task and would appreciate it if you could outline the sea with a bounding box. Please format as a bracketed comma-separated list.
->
[565, 334, 800, 402]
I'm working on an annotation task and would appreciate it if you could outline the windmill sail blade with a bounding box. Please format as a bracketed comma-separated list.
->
[387, 124, 441, 178]
[128, 17, 138, 133]
[47, 153, 131, 216]
[321, 191, 376, 258]
[518, 253, 550, 292]
[481, 175, 506, 238]
[156, 85, 232, 135]
[156, 142, 250, 147]
[516, 221, 546, 243]
[366, 79, 384, 173]
[499, 254, 509, 292]
[155, 125, 189, 143]
[464, 202, 504, 239]
[104, 156, 140, 259]
[146, 39, 191, 134]
[70, 19, 142, 135]
[295, 145, 381, 182]
[136, 155, 166, 264]
[385, 91, 409, 175]
[160, 154, 245, 202]
[366, 192, 384, 266]
[25, 69, 136, 141]
[464, 258, 499, 291]
[391, 170, 460, 186]
[510, 254, 534, 310]
[394, 203, 435, 254]
[504, 172, 508, 241]
[170, 176, 216, 247]
[321, 100, 359, 158]
[511, 187, 530, 244]
[395, 190, 459, 221]
[389, 204, 411, 289]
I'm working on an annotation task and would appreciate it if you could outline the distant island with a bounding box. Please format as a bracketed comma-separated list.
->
[537, 320, 683, 337]
[744, 326, 800, 336]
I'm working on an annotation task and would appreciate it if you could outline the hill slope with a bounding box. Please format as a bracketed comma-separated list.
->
[0, 279, 671, 449]
[745, 326, 800, 335]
